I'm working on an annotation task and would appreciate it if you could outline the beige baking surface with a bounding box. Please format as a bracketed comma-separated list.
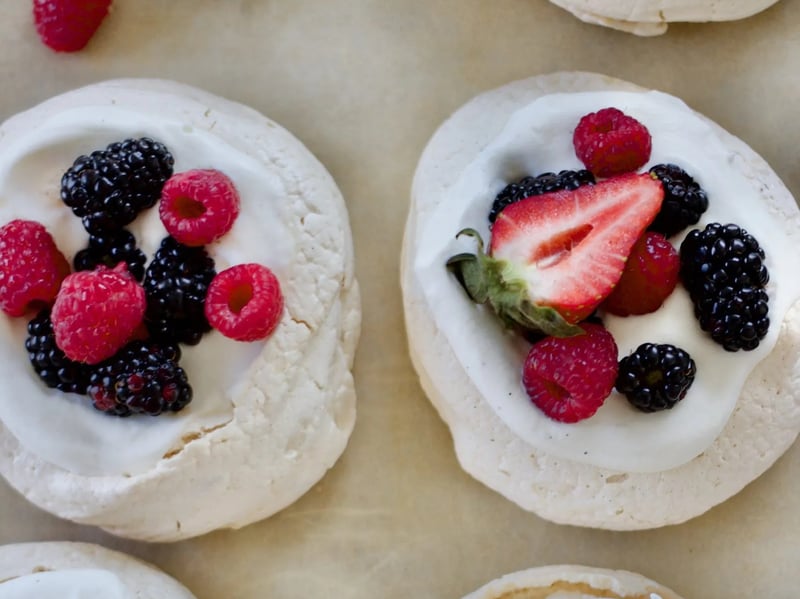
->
[0, 1, 798, 597]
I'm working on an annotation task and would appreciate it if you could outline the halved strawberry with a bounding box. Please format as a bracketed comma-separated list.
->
[447, 173, 663, 336]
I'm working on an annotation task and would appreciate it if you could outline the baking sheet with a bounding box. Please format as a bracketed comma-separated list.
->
[0, 0, 799, 597]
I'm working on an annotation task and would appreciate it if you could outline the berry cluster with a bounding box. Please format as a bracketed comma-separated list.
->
[456, 105, 767, 424]
[0, 137, 285, 418]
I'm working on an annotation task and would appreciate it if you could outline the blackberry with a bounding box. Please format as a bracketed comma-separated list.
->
[24, 308, 91, 394]
[680, 223, 768, 296]
[694, 286, 770, 351]
[144, 236, 216, 345]
[60, 137, 174, 234]
[680, 223, 770, 351]
[73, 228, 147, 281]
[87, 340, 192, 417]
[648, 164, 709, 238]
[616, 343, 696, 412]
[488, 169, 595, 224]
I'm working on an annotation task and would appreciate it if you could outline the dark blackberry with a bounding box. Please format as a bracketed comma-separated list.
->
[616, 343, 696, 412]
[680, 223, 768, 296]
[73, 228, 147, 281]
[87, 340, 192, 417]
[24, 308, 91, 394]
[144, 236, 216, 345]
[648, 164, 709, 238]
[680, 223, 770, 351]
[488, 169, 595, 224]
[694, 286, 770, 351]
[60, 137, 174, 234]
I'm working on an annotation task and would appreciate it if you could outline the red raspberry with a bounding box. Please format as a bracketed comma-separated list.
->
[205, 264, 283, 342]
[51, 263, 146, 364]
[522, 323, 618, 423]
[0, 219, 70, 317]
[573, 107, 652, 177]
[159, 169, 240, 247]
[603, 232, 680, 316]
[33, 0, 112, 53]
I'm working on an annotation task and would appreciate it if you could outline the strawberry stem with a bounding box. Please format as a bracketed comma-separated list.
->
[447, 228, 582, 338]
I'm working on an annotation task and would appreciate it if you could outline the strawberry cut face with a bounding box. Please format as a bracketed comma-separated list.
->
[447, 173, 663, 337]
[490, 173, 663, 323]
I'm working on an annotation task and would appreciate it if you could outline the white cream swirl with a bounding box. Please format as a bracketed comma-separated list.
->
[414, 90, 800, 472]
[0, 101, 295, 476]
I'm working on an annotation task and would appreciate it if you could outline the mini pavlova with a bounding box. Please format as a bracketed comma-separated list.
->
[402, 71, 800, 529]
[0, 542, 196, 598]
[0, 79, 360, 541]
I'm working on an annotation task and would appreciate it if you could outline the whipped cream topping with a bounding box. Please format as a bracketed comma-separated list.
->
[0, 104, 294, 476]
[415, 90, 800, 472]
[0, 569, 128, 599]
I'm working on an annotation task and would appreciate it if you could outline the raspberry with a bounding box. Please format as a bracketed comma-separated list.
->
[0, 219, 70, 317]
[159, 169, 240, 247]
[205, 264, 283, 342]
[88, 340, 192, 417]
[522, 323, 618, 423]
[51, 263, 146, 364]
[602, 232, 680, 316]
[616, 343, 696, 412]
[573, 108, 652, 177]
[33, 0, 112, 52]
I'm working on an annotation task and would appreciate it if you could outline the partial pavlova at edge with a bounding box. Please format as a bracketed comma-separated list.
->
[0, 542, 196, 598]
[463, 564, 684, 599]
[548, 0, 781, 36]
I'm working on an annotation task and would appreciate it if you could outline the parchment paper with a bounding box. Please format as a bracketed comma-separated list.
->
[0, 1, 798, 597]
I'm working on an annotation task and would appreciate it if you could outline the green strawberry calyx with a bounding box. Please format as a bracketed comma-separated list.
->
[446, 228, 582, 338]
